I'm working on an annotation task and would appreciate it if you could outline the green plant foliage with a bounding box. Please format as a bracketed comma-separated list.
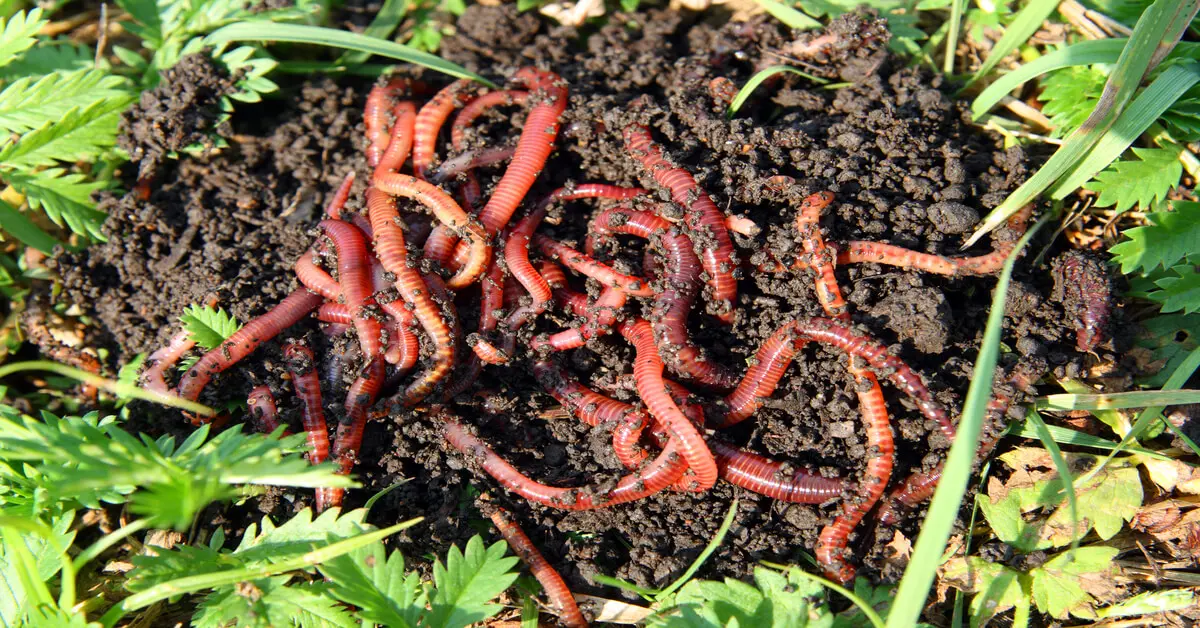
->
[1161, 97, 1200, 141]
[1110, 200, 1200, 274]
[0, 514, 76, 625]
[0, 9, 46, 69]
[1083, 146, 1182, 213]
[0, 408, 351, 529]
[1143, 265, 1200, 314]
[0, 70, 130, 135]
[0, 41, 97, 78]
[1038, 65, 1108, 137]
[5, 168, 109, 239]
[180, 304, 242, 351]
[0, 97, 132, 168]
[652, 566, 832, 628]
[426, 536, 521, 628]
[194, 577, 356, 628]
[798, 0, 927, 54]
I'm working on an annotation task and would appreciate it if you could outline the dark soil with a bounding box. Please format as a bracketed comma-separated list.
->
[54, 5, 1127, 600]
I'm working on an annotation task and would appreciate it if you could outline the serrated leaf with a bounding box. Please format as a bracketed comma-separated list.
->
[0, 69, 132, 136]
[0, 513, 76, 626]
[1030, 546, 1119, 619]
[1162, 98, 1200, 141]
[0, 42, 97, 78]
[5, 168, 108, 240]
[0, 9, 47, 69]
[194, 577, 357, 628]
[0, 97, 133, 168]
[321, 542, 425, 627]
[1146, 265, 1200, 314]
[233, 507, 370, 563]
[939, 557, 1025, 627]
[1083, 146, 1182, 214]
[179, 304, 242, 350]
[1038, 65, 1108, 137]
[427, 536, 519, 628]
[1135, 313, 1200, 386]
[1110, 200, 1200, 274]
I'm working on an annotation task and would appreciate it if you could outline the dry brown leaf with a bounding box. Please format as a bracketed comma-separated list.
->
[576, 594, 652, 624]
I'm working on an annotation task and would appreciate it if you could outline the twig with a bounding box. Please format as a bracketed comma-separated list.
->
[95, 4, 109, 68]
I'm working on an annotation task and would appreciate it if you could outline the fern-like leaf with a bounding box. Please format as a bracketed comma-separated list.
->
[194, 578, 357, 628]
[1162, 98, 1200, 142]
[0, 97, 133, 168]
[0, 9, 47, 69]
[1038, 66, 1107, 137]
[0, 513, 76, 626]
[1110, 200, 1200, 274]
[0, 69, 132, 135]
[1146, 266, 1200, 315]
[179, 304, 242, 350]
[5, 167, 108, 239]
[322, 542, 426, 628]
[426, 536, 519, 628]
[0, 41, 97, 78]
[1083, 147, 1182, 214]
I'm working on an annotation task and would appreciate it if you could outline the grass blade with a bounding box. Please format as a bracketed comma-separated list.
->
[0, 360, 215, 416]
[204, 22, 497, 88]
[965, 0, 1063, 88]
[1049, 60, 1200, 199]
[944, 0, 966, 75]
[0, 198, 59, 255]
[752, 0, 821, 30]
[1024, 409, 1082, 553]
[1037, 388, 1200, 411]
[886, 214, 1048, 628]
[970, 39, 1127, 119]
[336, 0, 407, 66]
[963, 0, 1200, 248]
[656, 499, 738, 599]
[1010, 421, 1175, 459]
[728, 65, 826, 117]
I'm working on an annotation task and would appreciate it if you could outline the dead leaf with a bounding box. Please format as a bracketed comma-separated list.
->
[576, 594, 652, 624]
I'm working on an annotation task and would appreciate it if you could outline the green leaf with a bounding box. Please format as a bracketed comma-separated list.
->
[114, 0, 164, 46]
[195, 578, 357, 628]
[966, 0, 1060, 86]
[0, 69, 132, 136]
[1097, 588, 1197, 619]
[427, 536, 520, 628]
[0, 198, 59, 255]
[0, 41, 97, 78]
[0, 9, 47, 69]
[204, 21, 496, 88]
[753, 0, 822, 30]
[939, 557, 1024, 627]
[1146, 265, 1200, 314]
[0, 513, 76, 626]
[322, 542, 425, 628]
[971, 39, 1127, 120]
[179, 304, 242, 350]
[1029, 546, 1119, 619]
[0, 97, 134, 169]
[5, 167, 108, 240]
[1161, 98, 1200, 141]
[337, 0, 408, 66]
[1083, 146, 1182, 213]
[728, 66, 827, 116]
[1110, 200, 1200, 273]
[1038, 66, 1108, 137]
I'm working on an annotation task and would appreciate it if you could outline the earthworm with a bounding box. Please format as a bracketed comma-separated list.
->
[533, 235, 655, 297]
[724, 215, 760, 237]
[178, 288, 323, 404]
[710, 322, 804, 429]
[506, 209, 553, 308]
[247, 386, 283, 433]
[295, 250, 342, 301]
[374, 100, 417, 179]
[1050, 250, 1111, 352]
[471, 339, 511, 365]
[141, 329, 195, 393]
[443, 260, 507, 398]
[488, 508, 590, 628]
[370, 262, 420, 372]
[412, 79, 476, 179]
[445, 417, 686, 510]
[432, 145, 519, 181]
[815, 368, 894, 583]
[794, 191, 848, 319]
[878, 359, 1044, 526]
[284, 344, 331, 466]
[593, 207, 737, 390]
[710, 440, 843, 503]
[323, 172, 357, 220]
[533, 360, 636, 428]
[366, 187, 456, 404]
[317, 303, 353, 326]
[533, 288, 627, 353]
[476, 68, 568, 236]
[620, 319, 718, 491]
[451, 90, 530, 148]
[319, 219, 384, 360]
[708, 77, 738, 105]
[364, 79, 403, 168]
[373, 173, 490, 289]
[624, 124, 737, 324]
[323, 355, 386, 508]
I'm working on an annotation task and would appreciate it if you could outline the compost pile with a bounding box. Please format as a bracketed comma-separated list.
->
[56, 6, 1112, 590]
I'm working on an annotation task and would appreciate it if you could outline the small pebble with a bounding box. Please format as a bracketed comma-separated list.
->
[927, 201, 979, 234]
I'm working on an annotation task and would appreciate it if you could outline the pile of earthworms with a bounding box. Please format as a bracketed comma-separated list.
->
[141, 67, 1068, 604]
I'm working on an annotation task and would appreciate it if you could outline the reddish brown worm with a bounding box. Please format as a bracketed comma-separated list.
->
[319, 219, 383, 360]
[488, 508, 590, 628]
[323, 356, 386, 509]
[323, 172, 357, 221]
[284, 344, 331, 468]
[623, 124, 738, 324]
[794, 191, 849, 319]
[374, 100, 417, 180]
[178, 289, 323, 404]
[366, 187, 456, 404]
[412, 79, 476, 180]
[533, 235, 655, 297]
[592, 207, 738, 390]
[247, 385, 283, 433]
[141, 329, 195, 393]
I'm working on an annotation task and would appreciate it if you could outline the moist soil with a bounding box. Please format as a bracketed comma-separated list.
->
[54, 6, 1130, 599]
